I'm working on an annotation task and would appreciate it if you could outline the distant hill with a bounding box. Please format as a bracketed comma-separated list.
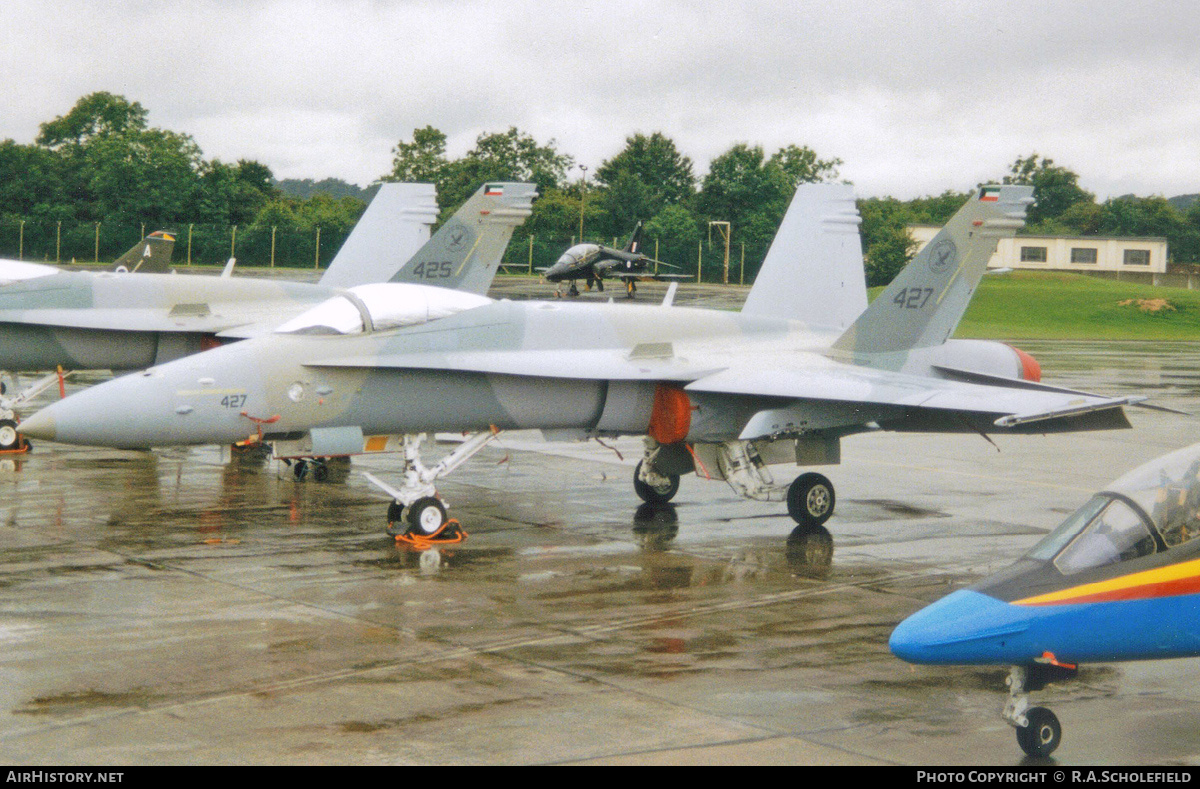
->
[1169, 194, 1199, 212]
[274, 178, 380, 202]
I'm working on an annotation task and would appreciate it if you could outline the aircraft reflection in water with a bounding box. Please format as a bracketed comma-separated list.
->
[891, 442, 1200, 757]
[22, 185, 1150, 543]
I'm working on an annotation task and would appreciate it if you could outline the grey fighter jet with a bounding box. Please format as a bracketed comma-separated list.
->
[542, 222, 686, 298]
[0, 182, 537, 449]
[21, 185, 1145, 538]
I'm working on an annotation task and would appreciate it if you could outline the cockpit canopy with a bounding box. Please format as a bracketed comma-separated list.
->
[1026, 442, 1200, 575]
[0, 259, 60, 286]
[275, 282, 492, 336]
[556, 244, 600, 267]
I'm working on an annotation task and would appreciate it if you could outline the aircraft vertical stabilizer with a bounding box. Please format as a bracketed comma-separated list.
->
[318, 183, 439, 288]
[741, 183, 865, 329]
[624, 221, 644, 254]
[111, 231, 176, 273]
[832, 185, 1033, 357]
[391, 182, 537, 295]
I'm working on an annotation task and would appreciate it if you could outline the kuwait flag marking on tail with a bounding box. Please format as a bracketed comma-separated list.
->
[484, 184, 505, 196]
[979, 186, 1001, 202]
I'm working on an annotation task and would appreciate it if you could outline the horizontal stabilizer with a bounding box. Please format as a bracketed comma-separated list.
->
[994, 397, 1145, 427]
[686, 362, 1134, 427]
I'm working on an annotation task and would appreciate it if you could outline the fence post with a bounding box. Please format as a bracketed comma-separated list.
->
[18, 219, 24, 261]
[314, 227, 321, 270]
[94, 222, 100, 263]
[56, 221, 61, 264]
[654, 239, 659, 274]
[231, 225, 237, 259]
[270, 226, 276, 268]
[740, 243, 745, 286]
[528, 235, 534, 275]
[187, 224, 193, 265]
[696, 240, 702, 283]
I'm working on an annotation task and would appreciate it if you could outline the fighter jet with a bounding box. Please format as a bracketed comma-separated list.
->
[20, 185, 1144, 540]
[890, 441, 1200, 757]
[0, 182, 537, 449]
[542, 222, 686, 298]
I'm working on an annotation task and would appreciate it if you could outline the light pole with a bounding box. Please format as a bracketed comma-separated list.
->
[578, 164, 588, 242]
[709, 221, 731, 284]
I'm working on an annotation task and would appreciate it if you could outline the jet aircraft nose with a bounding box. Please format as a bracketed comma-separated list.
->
[17, 409, 54, 441]
[543, 259, 571, 282]
[889, 589, 1033, 665]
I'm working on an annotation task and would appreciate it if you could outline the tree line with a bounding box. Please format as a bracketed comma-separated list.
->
[3, 93, 1199, 284]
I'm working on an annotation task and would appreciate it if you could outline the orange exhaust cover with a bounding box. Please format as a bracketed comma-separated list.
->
[648, 385, 692, 444]
[1007, 345, 1042, 382]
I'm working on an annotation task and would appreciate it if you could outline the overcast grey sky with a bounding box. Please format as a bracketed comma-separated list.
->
[3, 0, 1198, 200]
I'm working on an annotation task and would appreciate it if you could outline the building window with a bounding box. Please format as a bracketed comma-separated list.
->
[1071, 248, 1098, 264]
[1020, 246, 1048, 263]
[1123, 249, 1151, 266]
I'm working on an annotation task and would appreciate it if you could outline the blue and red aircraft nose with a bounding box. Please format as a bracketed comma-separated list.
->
[889, 589, 1032, 665]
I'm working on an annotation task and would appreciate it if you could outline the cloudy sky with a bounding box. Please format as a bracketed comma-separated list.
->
[3, 0, 1198, 200]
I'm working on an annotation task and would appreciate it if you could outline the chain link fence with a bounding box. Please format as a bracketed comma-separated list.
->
[0, 218, 772, 285]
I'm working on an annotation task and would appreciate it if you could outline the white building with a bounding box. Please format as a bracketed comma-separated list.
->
[909, 225, 1168, 274]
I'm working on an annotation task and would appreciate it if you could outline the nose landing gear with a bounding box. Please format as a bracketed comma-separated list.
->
[364, 428, 500, 542]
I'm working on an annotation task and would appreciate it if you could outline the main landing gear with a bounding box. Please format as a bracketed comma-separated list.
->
[1003, 660, 1075, 757]
[634, 440, 836, 529]
[363, 429, 500, 542]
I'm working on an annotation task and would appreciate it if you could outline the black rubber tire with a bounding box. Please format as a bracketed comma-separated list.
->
[406, 497, 448, 535]
[385, 502, 406, 537]
[0, 419, 19, 452]
[1016, 706, 1061, 757]
[292, 460, 309, 481]
[633, 459, 680, 504]
[786, 472, 835, 527]
[312, 462, 329, 482]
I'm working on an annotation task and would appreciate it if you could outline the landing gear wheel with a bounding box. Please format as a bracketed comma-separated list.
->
[0, 419, 19, 452]
[312, 462, 329, 482]
[385, 502, 406, 537]
[407, 497, 448, 535]
[787, 472, 835, 528]
[634, 460, 679, 504]
[292, 460, 309, 481]
[568, 283, 579, 297]
[1016, 707, 1061, 757]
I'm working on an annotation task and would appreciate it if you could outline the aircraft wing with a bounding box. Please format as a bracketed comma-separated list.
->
[305, 346, 721, 382]
[685, 363, 1140, 439]
[608, 271, 691, 281]
[0, 308, 259, 335]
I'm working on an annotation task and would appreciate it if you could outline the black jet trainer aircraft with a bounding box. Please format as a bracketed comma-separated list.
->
[541, 222, 686, 298]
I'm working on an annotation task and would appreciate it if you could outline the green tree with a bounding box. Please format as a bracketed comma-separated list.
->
[697, 142, 841, 249]
[36, 92, 149, 150]
[858, 197, 918, 287]
[386, 125, 449, 184]
[767, 144, 842, 189]
[1002, 154, 1095, 228]
[78, 127, 205, 225]
[435, 127, 574, 213]
[595, 132, 694, 211]
[0, 140, 72, 220]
